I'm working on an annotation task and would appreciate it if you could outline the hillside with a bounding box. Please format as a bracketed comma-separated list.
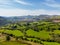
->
[0, 16, 9, 26]
[0, 20, 60, 45]
[0, 15, 60, 45]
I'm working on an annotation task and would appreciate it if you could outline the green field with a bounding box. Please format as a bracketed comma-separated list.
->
[0, 21, 60, 45]
[43, 42, 60, 45]
[26, 29, 51, 40]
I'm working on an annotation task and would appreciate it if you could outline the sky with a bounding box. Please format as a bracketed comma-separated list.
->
[0, 0, 60, 16]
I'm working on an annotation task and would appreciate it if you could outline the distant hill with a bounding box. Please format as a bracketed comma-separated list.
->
[6, 15, 51, 22]
[0, 16, 9, 26]
[0, 15, 60, 26]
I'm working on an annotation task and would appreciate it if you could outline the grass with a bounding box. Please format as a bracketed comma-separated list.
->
[26, 29, 51, 40]
[43, 42, 60, 45]
[54, 30, 60, 34]
[0, 30, 24, 37]
[0, 41, 28, 45]
[1, 29, 60, 45]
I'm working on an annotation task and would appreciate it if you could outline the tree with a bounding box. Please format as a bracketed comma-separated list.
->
[6, 35, 10, 41]
[16, 37, 19, 41]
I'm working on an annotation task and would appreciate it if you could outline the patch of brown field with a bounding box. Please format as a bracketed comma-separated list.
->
[0, 33, 6, 42]
[0, 33, 42, 45]
[18, 39, 42, 45]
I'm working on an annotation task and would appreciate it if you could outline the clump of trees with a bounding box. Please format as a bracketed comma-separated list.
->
[6, 35, 10, 41]
[1, 21, 60, 45]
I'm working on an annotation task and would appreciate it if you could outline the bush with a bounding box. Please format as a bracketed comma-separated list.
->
[6, 35, 10, 41]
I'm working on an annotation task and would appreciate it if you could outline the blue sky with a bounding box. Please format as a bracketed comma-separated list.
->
[0, 0, 60, 16]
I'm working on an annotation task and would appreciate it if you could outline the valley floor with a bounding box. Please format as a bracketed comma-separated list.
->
[0, 33, 41, 45]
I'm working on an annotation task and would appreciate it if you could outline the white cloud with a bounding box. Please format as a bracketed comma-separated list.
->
[0, 0, 32, 6]
[44, 0, 60, 8]
[0, 0, 14, 8]
[0, 9, 60, 16]
[15, 0, 32, 5]
[0, 0, 59, 16]
[44, 3, 60, 8]
[0, 0, 11, 5]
